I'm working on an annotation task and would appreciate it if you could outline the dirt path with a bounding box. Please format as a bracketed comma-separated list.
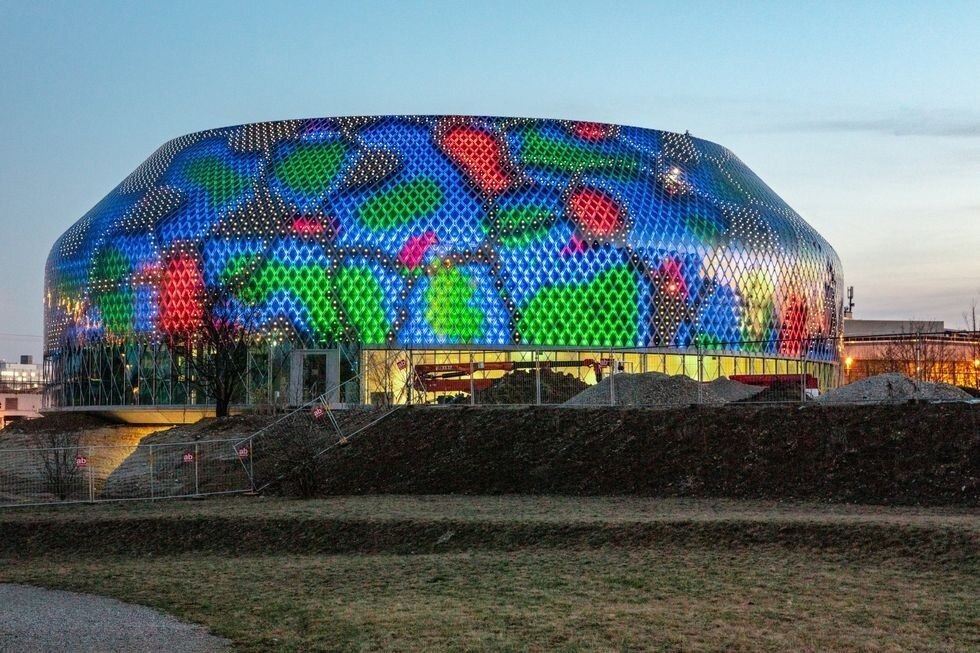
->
[0, 584, 229, 652]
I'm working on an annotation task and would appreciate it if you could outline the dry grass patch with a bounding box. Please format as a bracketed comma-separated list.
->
[4, 495, 978, 526]
[2, 547, 977, 652]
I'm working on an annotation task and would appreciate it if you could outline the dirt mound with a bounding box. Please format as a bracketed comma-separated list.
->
[565, 372, 726, 407]
[0, 412, 118, 435]
[736, 381, 808, 403]
[140, 414, 279, 443]
[458, 369, 589, 405]
[818, 373, 974, 404]
[103, 408, 384, 498]
[959, 385, 980, 398]
[290, 403, 979, 505]
[0, 415, 163, 504]
[707, 377, 766, 402]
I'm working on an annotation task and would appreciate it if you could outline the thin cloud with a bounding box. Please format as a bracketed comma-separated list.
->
[771, 113, 980, 138]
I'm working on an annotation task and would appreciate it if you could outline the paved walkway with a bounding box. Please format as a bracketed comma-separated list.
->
[0, 584, 229, 652]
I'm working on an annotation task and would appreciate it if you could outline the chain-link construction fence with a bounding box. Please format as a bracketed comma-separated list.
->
[0, 365, 398, 508]
[0, 437, 254, 508]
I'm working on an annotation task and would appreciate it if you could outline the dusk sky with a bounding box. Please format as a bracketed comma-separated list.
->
[1, 0, 978, 360]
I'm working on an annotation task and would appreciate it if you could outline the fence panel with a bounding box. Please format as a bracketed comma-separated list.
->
[0, 445, 90, 505]
[0, 437, 253, 508]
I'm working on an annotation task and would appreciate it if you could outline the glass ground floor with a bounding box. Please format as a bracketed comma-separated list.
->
[365, 348, 839, 405]
[45, 340, 840, 410]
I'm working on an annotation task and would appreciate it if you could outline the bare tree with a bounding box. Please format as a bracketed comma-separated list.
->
[169, 287, 259, 418]
[965, 299, 979, 388]
[873, 324, 958, 383]
[32, 431, 83, 499]
[158, 245, 267, 419]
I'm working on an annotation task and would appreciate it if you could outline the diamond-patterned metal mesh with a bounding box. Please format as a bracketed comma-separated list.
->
[45, 116, 843, 389]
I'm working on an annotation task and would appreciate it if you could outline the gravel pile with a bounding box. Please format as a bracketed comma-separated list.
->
[817, 373, 974, 404]
[706, 377, 766, 402]
[564, 372, 726, 407]
[465, 369, 589, 405]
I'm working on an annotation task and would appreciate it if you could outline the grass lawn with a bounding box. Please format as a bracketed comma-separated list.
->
[3, 548, 977, 652]
[2, 497, 978, 651]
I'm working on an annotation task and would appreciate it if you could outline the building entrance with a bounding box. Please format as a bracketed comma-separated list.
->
[288, 349, 340, 405]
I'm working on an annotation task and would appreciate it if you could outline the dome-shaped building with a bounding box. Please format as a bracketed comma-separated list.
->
[44, 116, 843, 419]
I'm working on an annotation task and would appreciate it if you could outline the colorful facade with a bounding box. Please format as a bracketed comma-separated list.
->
[44, 116, 843, 411]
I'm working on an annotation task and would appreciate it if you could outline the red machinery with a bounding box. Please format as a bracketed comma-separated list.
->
[729, 374, 821, 398]
[411, 359, 607, 394]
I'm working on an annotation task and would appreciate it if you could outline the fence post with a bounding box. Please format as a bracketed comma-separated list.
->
[800, 338, 807, 403]
[148, 444, 155, 499]
[469, 352, 475, 406]
[87, 447, 95, 502]
[407, 349, 414, 405]
[194, 442, 200, 496]
[609, 350, 616, 406]
[267, 346, 274, 414]
[248, 436, 255, 491]
[535, 352, 542, 405]
[245, 347, 251, 406]
[697, 341, 703, 405]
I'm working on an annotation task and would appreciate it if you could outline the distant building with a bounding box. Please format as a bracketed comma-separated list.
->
[0, 355, 44, 428]
[0, 392, 42, 429]
[842, 319, 980, 388]
[0, 356, 43, 393]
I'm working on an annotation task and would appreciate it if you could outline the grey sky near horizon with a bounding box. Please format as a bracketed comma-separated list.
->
[1, 0, 978, 361]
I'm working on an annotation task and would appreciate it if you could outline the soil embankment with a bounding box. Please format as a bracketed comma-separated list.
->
[296, 403, 979, 505]
[4, 403, 977, 506]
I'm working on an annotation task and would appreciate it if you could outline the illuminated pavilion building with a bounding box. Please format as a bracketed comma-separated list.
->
[44, 116, 844, 421]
